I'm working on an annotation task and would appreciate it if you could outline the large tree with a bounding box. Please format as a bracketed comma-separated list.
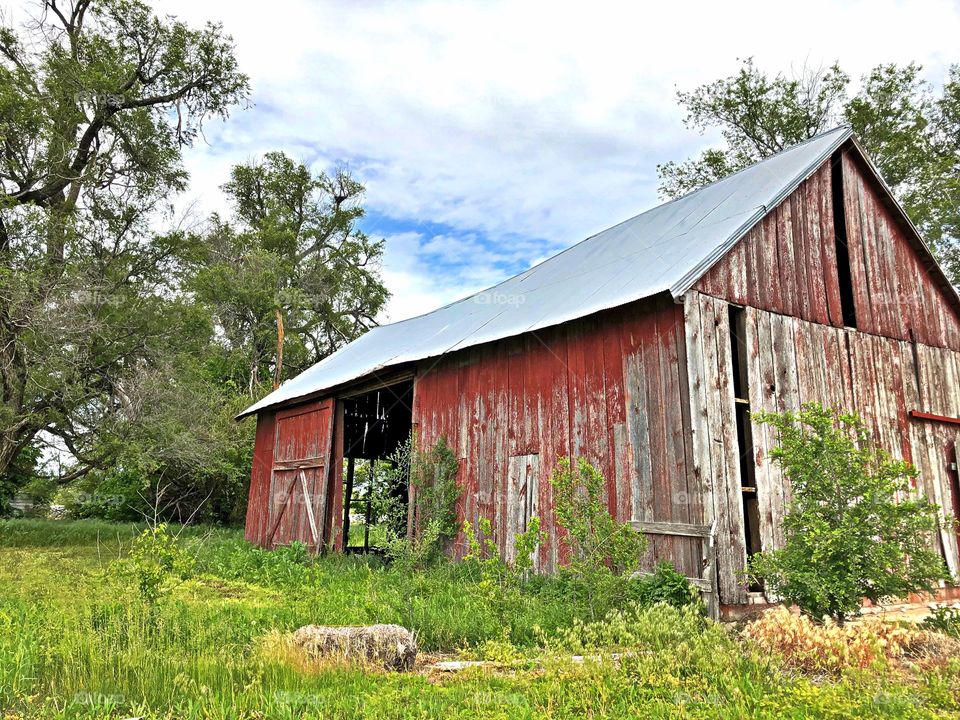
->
[191, 152, 388, 396]
[658, 59, 960, 283]
[0, 0, 248, 481]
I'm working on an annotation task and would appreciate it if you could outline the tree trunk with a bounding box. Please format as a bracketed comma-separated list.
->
[273, 307, 284, 390]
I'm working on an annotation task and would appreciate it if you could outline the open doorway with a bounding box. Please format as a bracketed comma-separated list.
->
[340, 380, 413, 552]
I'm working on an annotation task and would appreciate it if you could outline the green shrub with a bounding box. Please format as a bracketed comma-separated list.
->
[922, 606, 960, 639]
[550, 457, 648, 619]
[634, 561, 702, 610]
[379, 435, 462, 567]
[749, 403, 949, 623]
[549, 601, 709, 654]
[462, 515, 545, 638]
[116, 523, 195, 604]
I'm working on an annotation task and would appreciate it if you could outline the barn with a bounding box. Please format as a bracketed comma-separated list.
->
[238, 126, 960, 614]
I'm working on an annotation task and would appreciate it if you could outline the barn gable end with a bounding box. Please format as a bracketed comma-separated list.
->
[695, 143, 960, 351]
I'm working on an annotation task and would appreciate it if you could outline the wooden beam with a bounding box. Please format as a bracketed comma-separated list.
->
[342, 457, 355, 548]
[299, 469, 319, 546]
[908, 410, 960, 427]
[631, 520, 712, 538]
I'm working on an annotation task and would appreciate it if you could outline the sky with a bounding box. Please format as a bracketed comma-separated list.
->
[153, 0, 960, 323]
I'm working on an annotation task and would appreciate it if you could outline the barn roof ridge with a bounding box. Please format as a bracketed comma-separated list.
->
[237, 125, 923, 419]
[378, 126, 857, 331]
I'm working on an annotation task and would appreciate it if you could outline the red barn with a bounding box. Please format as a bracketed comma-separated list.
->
[238, 127, 960, 614]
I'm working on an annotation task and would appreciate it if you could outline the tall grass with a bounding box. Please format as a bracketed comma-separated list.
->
[1, 519, 958, 719]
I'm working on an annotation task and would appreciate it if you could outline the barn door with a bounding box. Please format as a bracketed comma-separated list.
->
[505, 454, 539, 568]
[266, 399, 335, 550]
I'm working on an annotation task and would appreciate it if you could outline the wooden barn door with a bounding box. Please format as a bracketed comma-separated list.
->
[265, 399, 336, 551]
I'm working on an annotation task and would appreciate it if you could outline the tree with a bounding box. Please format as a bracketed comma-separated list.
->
[659, 59, 960, 283]
[549, 457, 649, 620]
[190, 152, 388, 395]
[0, 0, 248, 482]
[749, 403, 949, 623]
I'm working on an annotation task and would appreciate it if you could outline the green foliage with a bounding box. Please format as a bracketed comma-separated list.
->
[0, 443, 45, 515]
[633, 561, 702, 611]
[409, 435, 462, 543]
[749, 403, 950, 623]
[191, 151, 388, 391]
[71, 354, 257, 524]
[550, 602, 708, 654]
[550, 457, 649, 619]
[116, 523, 194, 604]
[462, 516, 546, 636]
[659, 58, 960, 282]
[2, 519, 959, 719]
[922, 606, 960, 639]
[380, 435, 463, 568]
[0, 0, 249, 484]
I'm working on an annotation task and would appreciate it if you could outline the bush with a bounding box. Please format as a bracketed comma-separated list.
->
[749, 403, 949, 623]
[550, 457, 648, 619]
[115, 523, 195, 604]
[742, 606, 925, 673]
[380, 435, 462, 570]
[633, 561, 702, 610]
[922, 606, 960, 639]
[462, 515, 545, 638]
[549, 602, 710, 654]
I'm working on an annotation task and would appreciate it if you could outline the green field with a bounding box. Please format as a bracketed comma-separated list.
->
[1, 519, 958, 720]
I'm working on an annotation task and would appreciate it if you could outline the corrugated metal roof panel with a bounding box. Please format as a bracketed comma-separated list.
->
[238, 126, 853, 418]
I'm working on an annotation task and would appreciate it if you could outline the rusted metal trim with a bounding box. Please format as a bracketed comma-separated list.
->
[908, 410, 960, 427]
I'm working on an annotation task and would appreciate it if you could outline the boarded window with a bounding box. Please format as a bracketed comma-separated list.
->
[505, 454, 539, 567]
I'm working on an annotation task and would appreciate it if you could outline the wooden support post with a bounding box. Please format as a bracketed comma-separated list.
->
[342, 456, 355, 549]
[299, 469, 319, 547]
[364, 460, 375, 552]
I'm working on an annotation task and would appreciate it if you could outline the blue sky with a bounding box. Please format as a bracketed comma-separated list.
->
[158, 0, 960, 322]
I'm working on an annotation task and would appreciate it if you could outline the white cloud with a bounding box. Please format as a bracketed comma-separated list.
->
[155, 0, 960, 319]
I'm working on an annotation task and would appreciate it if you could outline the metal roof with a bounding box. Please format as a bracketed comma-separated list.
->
[239, 126, 854, 418]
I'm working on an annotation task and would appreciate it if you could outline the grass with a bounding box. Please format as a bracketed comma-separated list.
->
[1, 518, 958, 719]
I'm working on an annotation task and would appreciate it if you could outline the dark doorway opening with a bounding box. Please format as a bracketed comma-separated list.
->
[831, 150, 858, 329]
[728, 305, 763, 591]
[948, 443, 960, 568]
[340, 381, 413, 553]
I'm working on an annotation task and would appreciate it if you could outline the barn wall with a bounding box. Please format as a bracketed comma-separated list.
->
[412, 295, 704, 577]
[244, 398, 338, 550]
[245, 410, 276, 546]
[695, 154, 960, 351]
[687, 290, 960, 603]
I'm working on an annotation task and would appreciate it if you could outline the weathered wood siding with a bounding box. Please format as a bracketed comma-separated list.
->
[688, 290, 960, 597]
[696, 154, 960, 351]
[244, 410, 276, 545]
[412, 295, 704, 577]
[244, 399, 339, 550]
[682, 292, 748, 603]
